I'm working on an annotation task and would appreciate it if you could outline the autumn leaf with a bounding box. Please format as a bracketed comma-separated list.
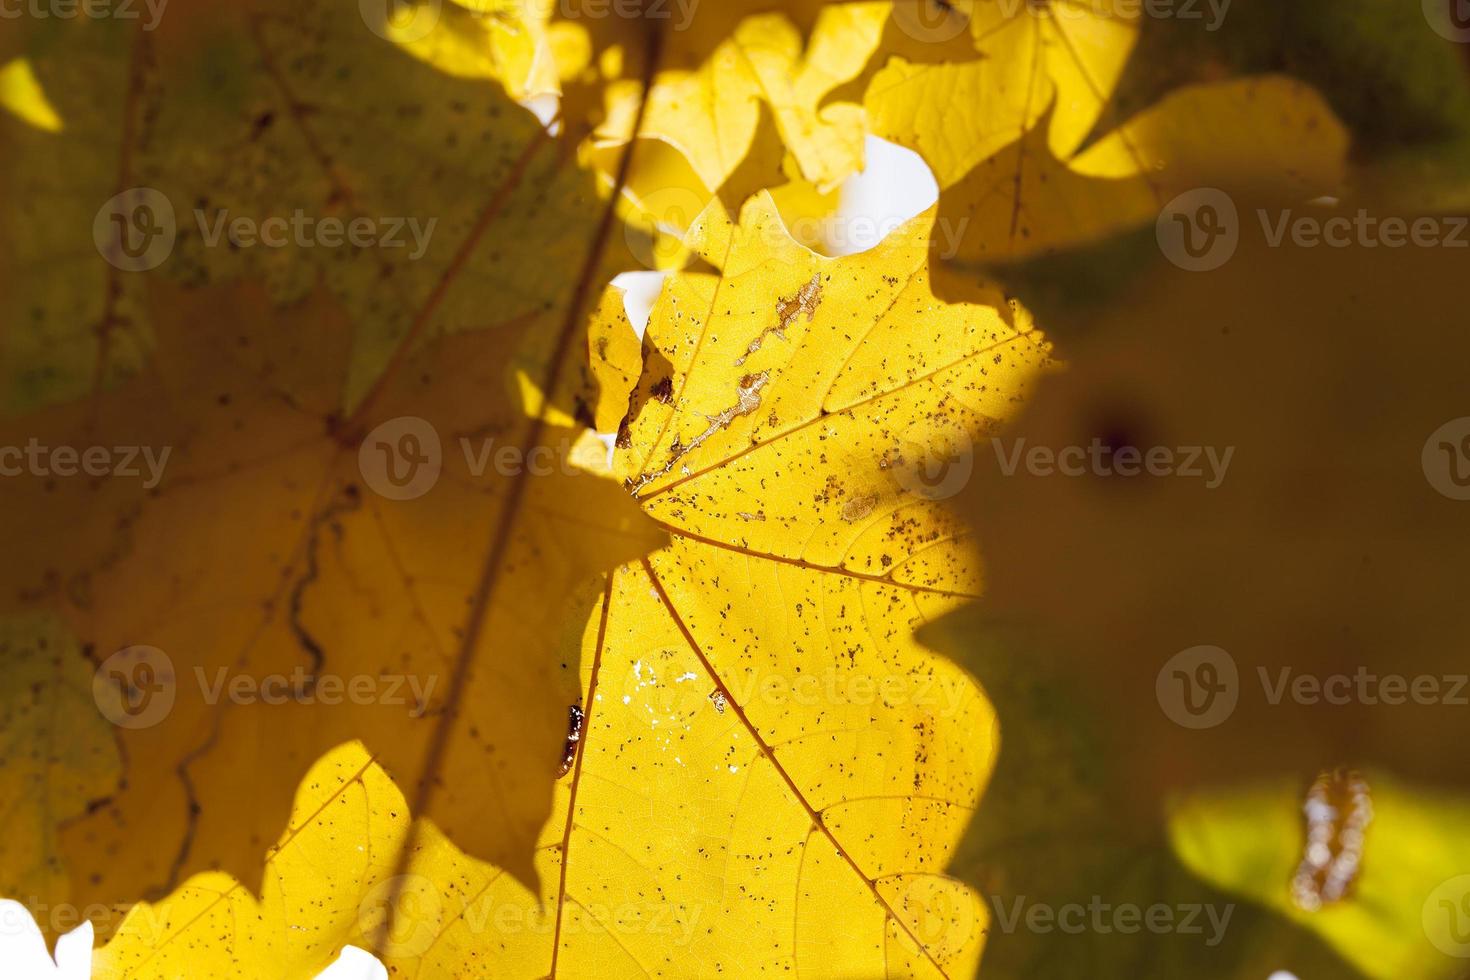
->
[864, 0, 1470, 272]
[863, 0, 1140, 191]
[582, 284, 643, 435]
[865, 15, 1348, 264]
[0, 269, 661, 938]
[95, 743, 422, 979]
[482, 1, 981, 251]
[393, 0, 1468, 276]
[0, 0, 624, 417]
[87, 194, 1053, 977]
[0, 0, 674, 948]
[0, 615, 119, 923]
[562, 1, 889, 199]
[383, 0, 561, 104]
[927, 75, 1346, 264]
[588, 193, 1053, 975]
[576, 0, 1357, 269]
[392, 0, 1371, 272]
[4, 0, 1469, 976]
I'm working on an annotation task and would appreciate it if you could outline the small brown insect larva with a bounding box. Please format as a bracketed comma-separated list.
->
[556, 704, 585, 778]
[1289, 768, 1373, 911]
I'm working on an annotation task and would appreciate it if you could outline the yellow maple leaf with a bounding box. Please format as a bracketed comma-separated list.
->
[0, 615, 119, 927]
[866, 6, 1348, 263]
[583, 285, 643, 434]
[0, 2, 676, 935]
[868, 0, 1138, 190]
[383, 0, 561, 101]
[592, 4, 889, 198]
[0, 270, 662, 943]
[90, 193, 1050, 978]
[0, 0, 623, 417]
[930, 76, 1346, 263]
[591, 194, 1052, 974]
